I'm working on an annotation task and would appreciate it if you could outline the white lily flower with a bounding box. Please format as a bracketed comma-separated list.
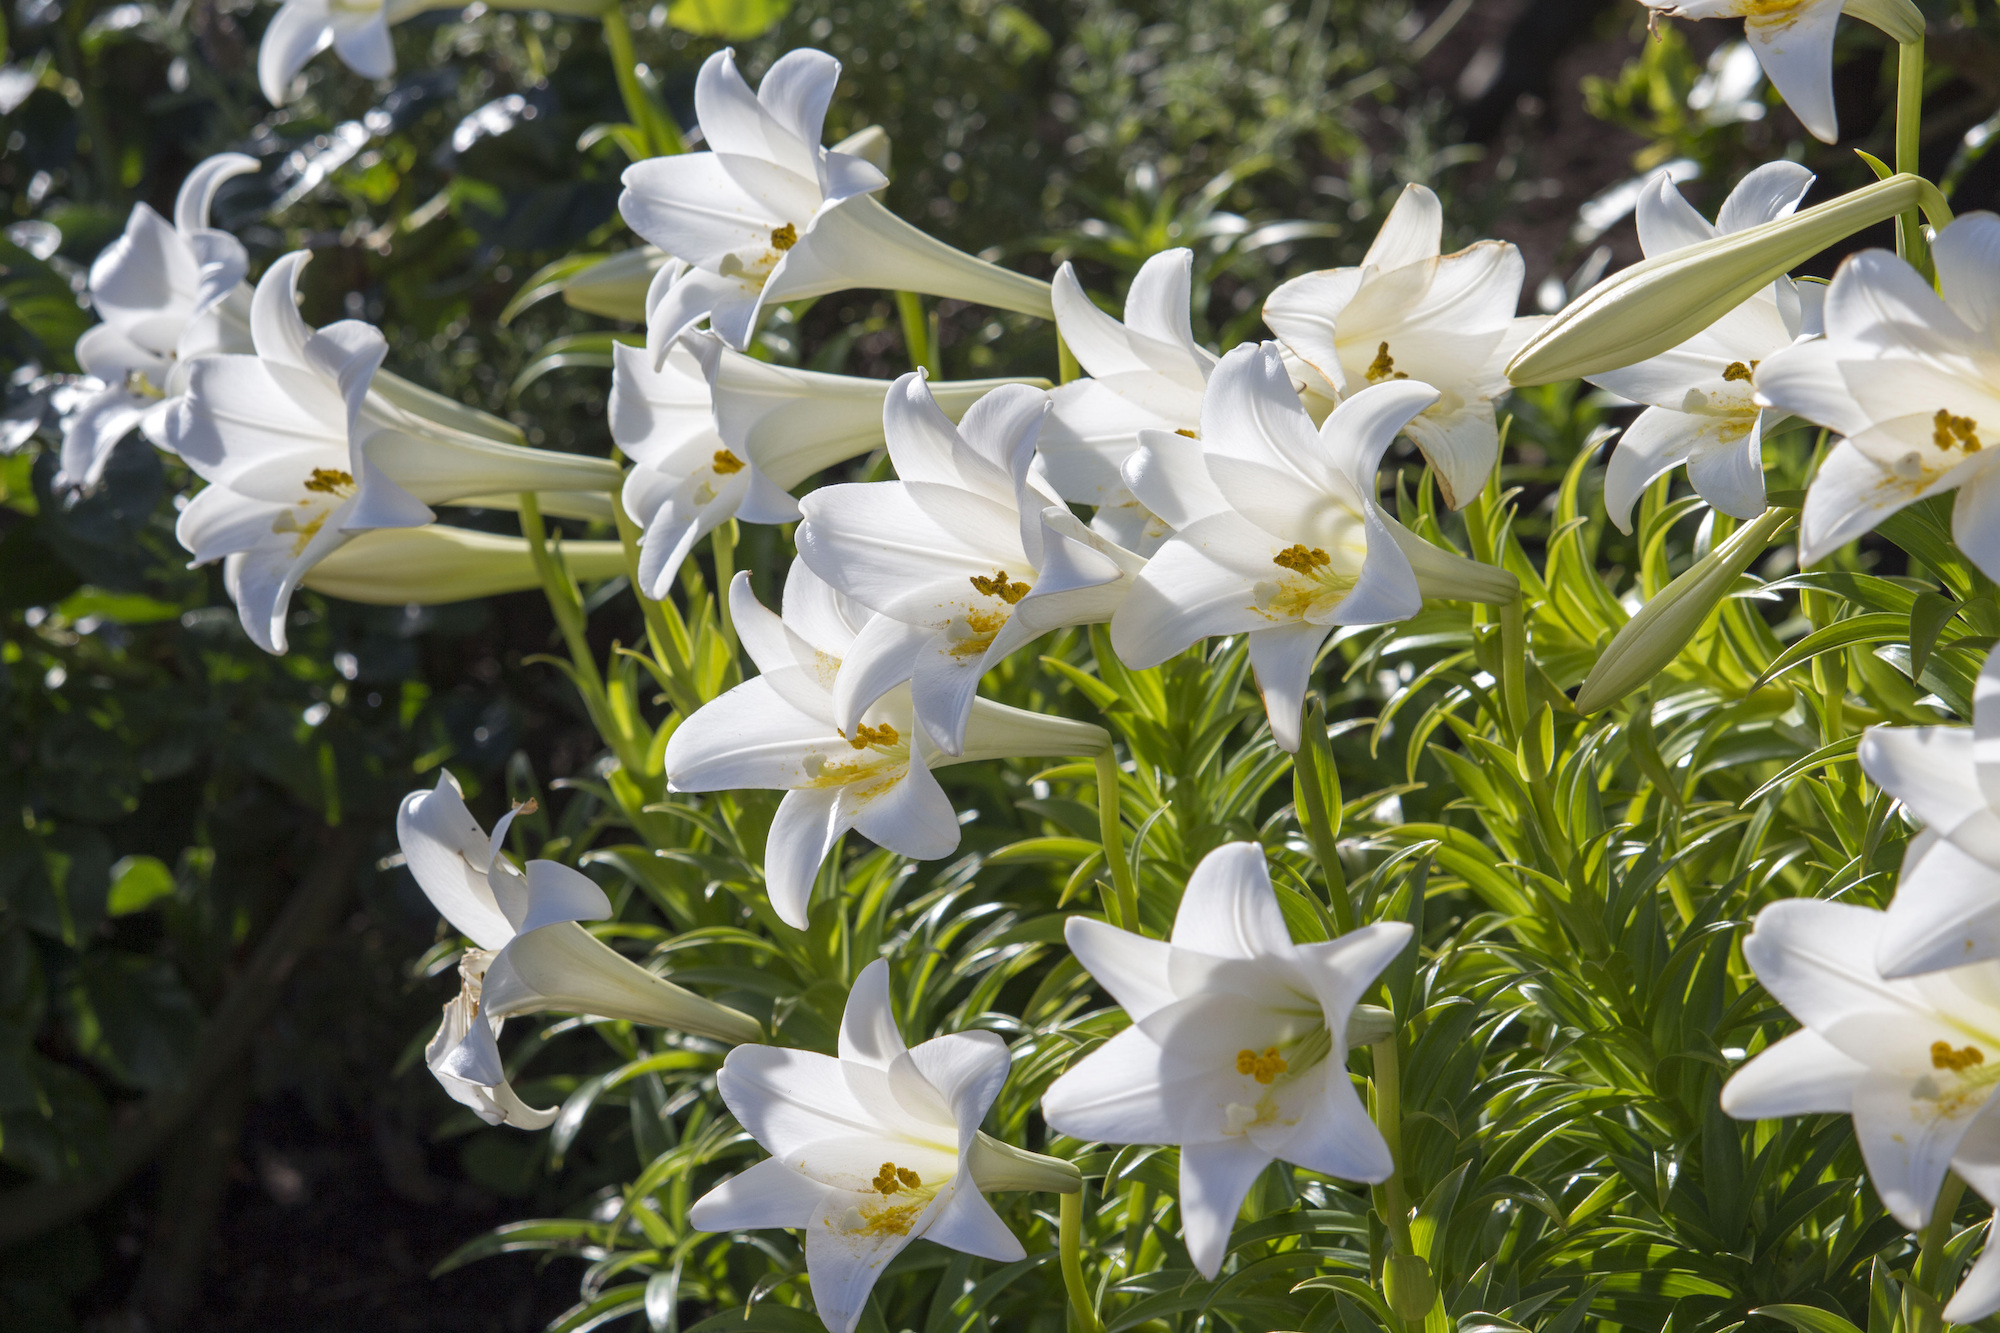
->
[258, 0, 461, 104]
[796, 374, 1144, 756]
[1857, 643, 2000, 978]
[618, 48, 1051, 352]
[690, 959, 1076, 1333]
[400, 773, 762, 1127]
[612, 332, 1040, 597]
[300, 524, 627, 605]
[59, 153, 259, 495]
[1755, 213, 2000, 574]
[161, 251, 619, 652]
[1641, 0, 1925, 144]
[1718, 896, 2000, 1325]
[1585, 162, 1824, 531]
[664, 563, 1108, 928]
[1041, 842, 1409, 1278]
[1108, 342, 1515, 753]
[1261, 184, 1547, 508]
[1043, 248, 1215, 554]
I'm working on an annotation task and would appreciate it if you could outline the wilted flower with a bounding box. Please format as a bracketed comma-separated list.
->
[690, 959, 1076, 1333]
[664, 564, 1108, 927]
[1263, 184, 1546, 508]
[1042, 842, 1410, 1278]
[1109, 342, 1515, 752]
[619, 48, 1050, 351]
[797, 375, 1143, 755]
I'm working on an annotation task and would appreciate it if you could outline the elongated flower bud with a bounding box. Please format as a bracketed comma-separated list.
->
[302, 527, 627, 605]
[481, 920, 764, 1046]
[968, 1133, 1083, 1194]
[1573, 507, 1794, 714]
[1508, 174, 1942, 385]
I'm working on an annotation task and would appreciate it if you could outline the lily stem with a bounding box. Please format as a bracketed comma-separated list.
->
[1294, 702, 1352, 935]
[1059, 1189, 1104, 1333]
[1094, 747, 1140, 932]
[1896, 38, 1931, 280]
[896, 291, 942, 379]
[521, 493, 643, 772]
[1369, 1035, 1423, 1333]
[1913, 1171, 1966, 1333]
[601, 2, 683, 157]
[712, 518, 739, 661]
[1498, 595, 1529, 743]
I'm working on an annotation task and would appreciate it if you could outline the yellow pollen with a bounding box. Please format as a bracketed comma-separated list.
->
[1174, 427, 1199, 438]
[1721, 360, 1758, 382]
[1935, 409, 1982, 453]
[871, 1161, 921, 1195]
[771, 222, 798, 251]
[1933, 1041, 1986, 1072]
[1235, 1046, 1288, 1084]
[711, 448, 745, 475]
[1272, 544, 1332, 574]
[969, 570, 1030, 604]
[847, 722, 900, 750]
[1365, 341, 1408, 383]
[303, 468, 355, 495]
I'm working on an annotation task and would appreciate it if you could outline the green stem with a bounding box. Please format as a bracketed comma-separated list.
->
[601, 3, 684, 157]
[1057, 331, 1082, 385]
[1094, 747, 1140, 932]
[1370, 1037, 1415, 1256]
[1896, 39, 1931, 279]
[521, 493, 644, 771]
[896, 291, 940, 378]
[610, 480, 703, 716]
[1059, 1189, 1104, 1333]
[712, 518, 739, 661]
[1913, 1172, 1967, 1333]
[1498, 596, 1529, 743]
[1294, 702, 1352, 934]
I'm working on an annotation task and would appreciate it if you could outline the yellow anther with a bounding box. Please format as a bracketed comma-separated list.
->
[969, 570, 1030, 604]
[1365, 341, 1408, 383]
[1174, 427, 1199, 438]
[848, 722, 900, 750]
[303, 468, 355, 495]
[513, 798, 539, 815]
[871, 1161, 919, 1195]
[711, 448, 745, 475]
[1234, 1046, 1288, 1084]
[1272, 544, 1332, 575]
[1721, 361, 1758, 382]
[771, 222, 798, 251]
[1935, 409, 1982, 452]
[896, 1166, 921, 1189]
[1933, 1041, 1986, 1072]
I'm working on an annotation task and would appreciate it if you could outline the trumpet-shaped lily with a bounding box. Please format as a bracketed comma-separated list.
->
[1858, 643, 2000, 977]
[300, 525, 627, 605]
[664, 563, 1108, 927]
[60, 153, 259, 495]
[1641, 0, 1924, 144]
[612, 332, 1041, 597]
[618, 48, 1050, 352]
[161, 251, 619, 652]
[1041, 842, 1409, 1278]
[258, 0, 463, 104]
[1043, 248, 1215, 553]
[1108, 342, 1517, 752]
[1586, 162, 1824, 530]
[691, 959, 1078, 1333]
[1719, 898, 2000, 1266]
[1261, 184, 1547, 508]
[1756, 214, 2000, 574]
[796, 374, 1144, 755]
[399, 774, 762, 1126]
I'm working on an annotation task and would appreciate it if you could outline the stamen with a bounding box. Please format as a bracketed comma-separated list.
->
[1933, 1041, 1985, 1072]
[871, 1161, 920, 1194]
[969, 570, 1031, 604]
[770, 222, 798, 251]
[711, 448, 745, 475]
[1934, 409, 1982, 452]
[848, 722, 900, 750]
[1234, 1045, 1289, 1084]
[1272, 544, 1332, 574]
[1721, 361, 1758, 382]
[1365, 342, 1408, 383]
[303, 468, 355, 495]
[1174, 427, 1199, 439]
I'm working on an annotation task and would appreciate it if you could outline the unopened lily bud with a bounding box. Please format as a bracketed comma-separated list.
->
[303, 526, 627, 606]
[1385, 1253, 1438, 1323]
[562, 246, 666, 322]
[1573, 507, 1794, 714]
[969, 1133, 1083, 1194]
[1508, 174, 1940, 386]
[1346, 1003, 1396, 1048]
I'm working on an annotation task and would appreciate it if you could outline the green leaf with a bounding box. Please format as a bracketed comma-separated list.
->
[1751, 1304, 1866, 1333]
[665, 0, 792, 40]
[105, 855, 175, 916]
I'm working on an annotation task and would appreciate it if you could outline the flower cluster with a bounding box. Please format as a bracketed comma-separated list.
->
[61, 0, 2000, 1326]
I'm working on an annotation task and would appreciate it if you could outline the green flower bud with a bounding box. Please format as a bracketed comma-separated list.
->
[1507, 174, 1948, 386]
[1385, 1253, 1438, 1323]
